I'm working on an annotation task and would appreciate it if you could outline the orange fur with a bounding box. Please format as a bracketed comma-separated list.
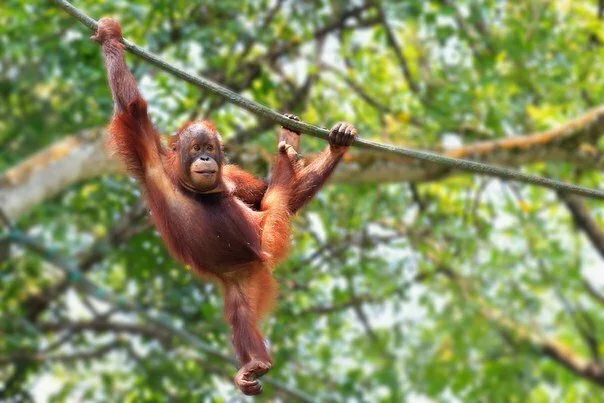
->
[97, 17, 350, 396]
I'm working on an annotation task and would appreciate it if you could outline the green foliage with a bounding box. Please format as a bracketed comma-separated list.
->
[1, 0, 604, 401]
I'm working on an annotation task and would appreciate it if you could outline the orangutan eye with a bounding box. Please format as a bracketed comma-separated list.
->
[207, 145, 214, 152]
[192, 144, 201, 152]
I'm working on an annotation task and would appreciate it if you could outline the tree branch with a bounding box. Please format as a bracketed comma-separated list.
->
[38, 319, 172, 345]
[0, 128, 119, 221]
[558, 192, 604, 258]
[0, 340, 125, 365]
[21, 202, 149, 321]
[441, 267, 604, 386]
[584, 279, 604, 306]
[336, 105, 604, 183]
[51, 0, 604, 199]
[3, 105, 603, 222]
[374, 1, 419, 93]
[298, 294, 380, 316]
[7, 230, 314, 401]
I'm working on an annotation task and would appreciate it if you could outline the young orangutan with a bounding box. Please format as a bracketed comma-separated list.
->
[93, 17, 356, 395]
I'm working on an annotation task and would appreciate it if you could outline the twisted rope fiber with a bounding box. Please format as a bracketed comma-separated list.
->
[51, 0, 604, 199]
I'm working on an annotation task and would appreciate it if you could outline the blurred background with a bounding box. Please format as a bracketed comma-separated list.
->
[1, 0, 604, 401]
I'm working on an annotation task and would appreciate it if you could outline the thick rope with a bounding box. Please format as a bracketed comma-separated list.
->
[51, 0, 604, 200]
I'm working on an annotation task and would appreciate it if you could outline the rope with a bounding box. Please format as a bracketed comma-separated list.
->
[52, 0, 604, 200]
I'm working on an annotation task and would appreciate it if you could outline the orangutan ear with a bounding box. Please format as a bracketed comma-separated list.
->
[169, 135, 178, 152]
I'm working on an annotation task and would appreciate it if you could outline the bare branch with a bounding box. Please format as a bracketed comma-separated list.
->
[0, 128, 119, 221]
[38, 319, 172, 345]
[2, 105, 603, 222]
[373, 1, 419, 94]
[0, 341, 125, 365]
[21, 202, 150, 321]
[442, 267, 604, 386]
[298, 294, 380, 316]
[558, 192, 604, 258]
[438, 0, 494, 57]
[336, 105, 604, 183]
[584, 279, 604, 306]
[321, 63, 394, 115]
